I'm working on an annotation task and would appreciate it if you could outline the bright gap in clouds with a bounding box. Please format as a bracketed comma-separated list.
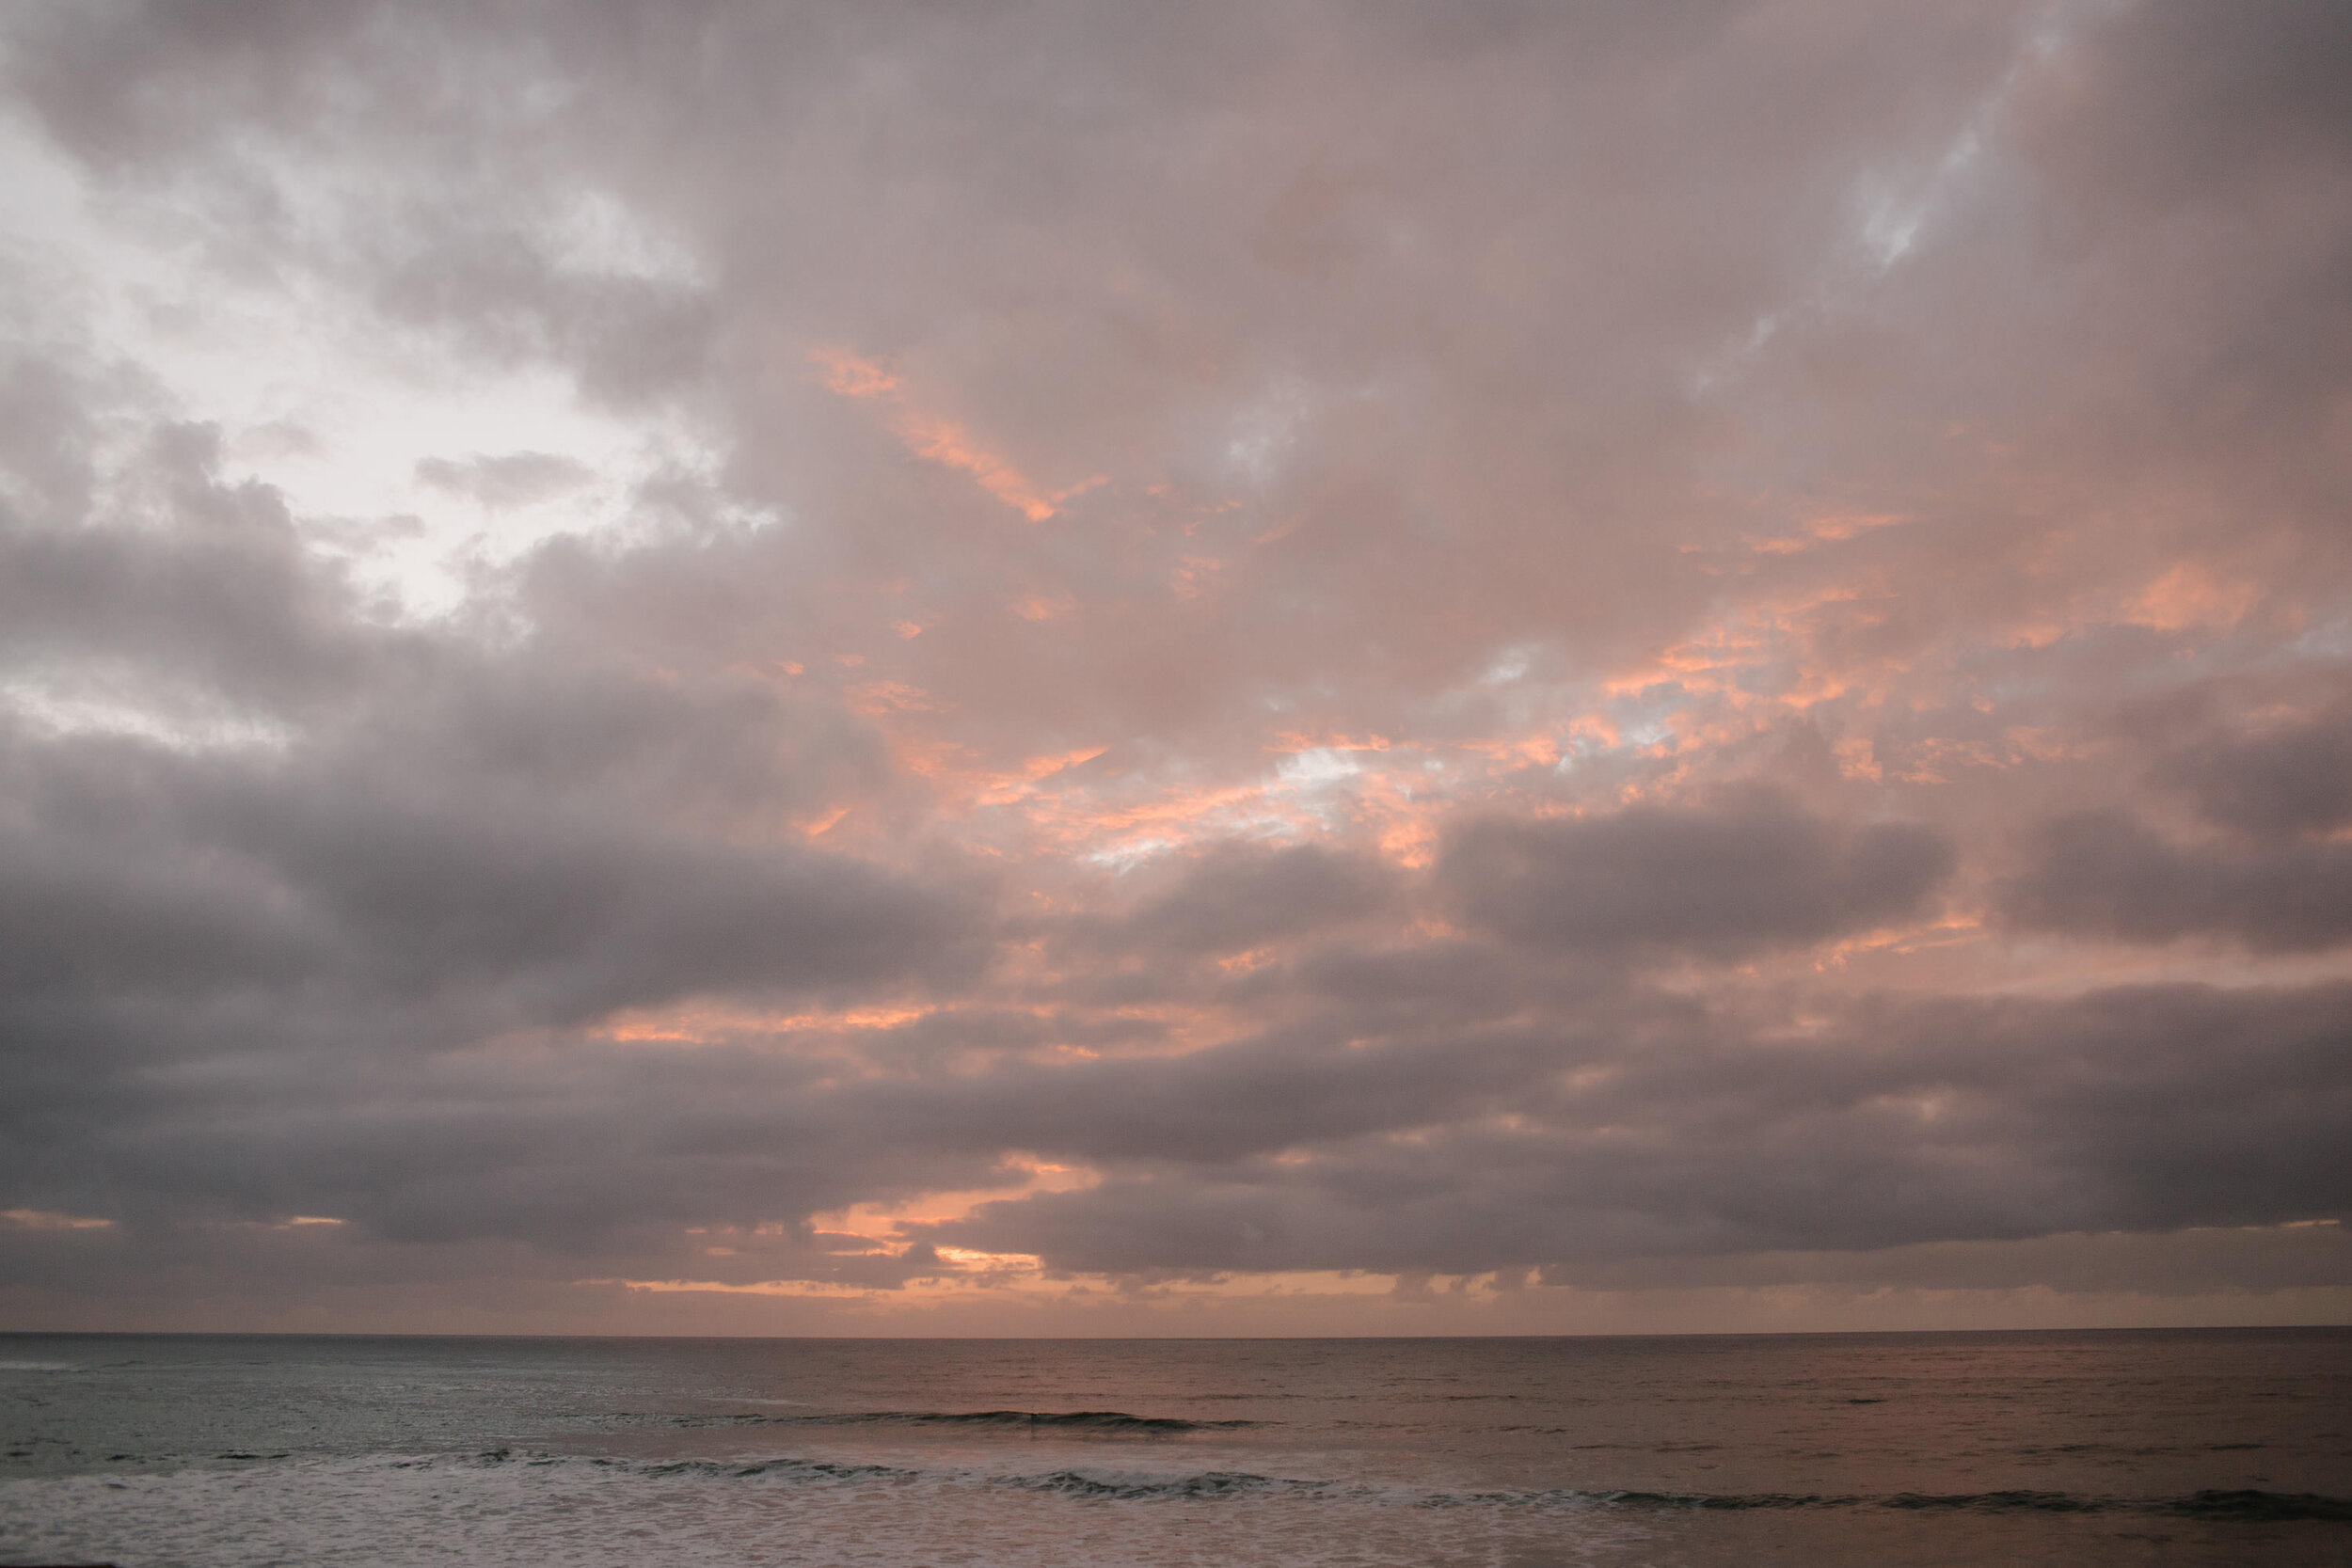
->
[0, 112, 733, 626]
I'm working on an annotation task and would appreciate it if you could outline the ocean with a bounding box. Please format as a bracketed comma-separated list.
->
[2, 1330, 2346, 1566]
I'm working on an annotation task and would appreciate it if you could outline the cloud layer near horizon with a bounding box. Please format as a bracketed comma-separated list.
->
[1, 0, 2347, 1332]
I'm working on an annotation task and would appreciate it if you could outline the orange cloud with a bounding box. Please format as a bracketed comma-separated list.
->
[898, 413, 1066, 521]
[847, 679, 945, 716]
[811, 1156, 1100, 1246]
[595, 1002, 934, 1046]
[1, 1207, 113, 1230]
[2125, 562, 2256, 631]
[809, 346, 1099, 522]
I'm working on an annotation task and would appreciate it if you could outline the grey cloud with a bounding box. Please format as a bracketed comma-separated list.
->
[19, 0, 2331, 773]
[2019, 0, 2352, 214]
[371, 224, 719, 406]
[220, 779, 983, 1022]
[350, 650, 891, 828]
[8, 0, 2046, 743]
[1, 0, 2348, 1326]
[1440, 791, 1952, 958]
[1107, 841, 1399, 956]
[415, 451, 596, 509]
[0, 684, 980, 1032]
[844, 1009, 1613, 1171]
[0, 350, 110, 528]
[1285, 938, 1628, 1031]
[930, 980, 2352, 1276]
[0, 417, 366, 708]
[3, 0, 380, 168]
[2156, 701, 2352, 841]
[2000, 809, 2352, 952]
[0, 383, 993, 1261]
[1542, 1224, 2352, 1296]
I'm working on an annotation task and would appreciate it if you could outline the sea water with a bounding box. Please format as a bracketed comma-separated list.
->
[2, 1330, 2347, 1566]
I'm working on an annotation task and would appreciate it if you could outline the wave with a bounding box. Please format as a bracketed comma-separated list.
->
[1006, 1469, 1333, 1501]
[1584, 1489, 2090, 1513]
[691, 1409, 1257, 1434]
[457, 1451, 925, 1485]
[74, 1447, 2352, 1526]
[656, 1458, 922, 1484]
[551, 1452, 2352, 1523]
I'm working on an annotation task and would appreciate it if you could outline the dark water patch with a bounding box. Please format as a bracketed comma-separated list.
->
[2016, 1441, 2261, 1458]
[1882, 1491, 2097, 1513]
[2161, 1490, 2352, 1523]
[1594, 1490, 1846, 1512]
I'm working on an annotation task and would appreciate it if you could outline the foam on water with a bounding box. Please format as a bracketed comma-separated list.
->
[0, 1449, 1655, 1568]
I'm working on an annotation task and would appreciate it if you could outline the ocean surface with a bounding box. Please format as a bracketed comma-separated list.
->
[2, 1330, 2348, 1566]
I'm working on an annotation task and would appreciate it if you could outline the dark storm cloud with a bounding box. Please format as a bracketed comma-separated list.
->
[1999, 810, 2352, 952]
[1440, 790, 1952, 958]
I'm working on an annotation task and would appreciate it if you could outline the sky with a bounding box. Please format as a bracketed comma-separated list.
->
[0, 0, 2347, 1337]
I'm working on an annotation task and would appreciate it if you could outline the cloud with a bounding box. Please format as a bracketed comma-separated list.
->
[0, 0, 2346, 1329]
[2155, 700, 2352, 841]
[414, 451, 596, 509]
[928, 979, 2352, 1275]
[1440, 790, 1952, 958]
[1104, 840, 1400, 956]
[1999, 810, 2352, 952]
[0, 369, 993, 1265]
